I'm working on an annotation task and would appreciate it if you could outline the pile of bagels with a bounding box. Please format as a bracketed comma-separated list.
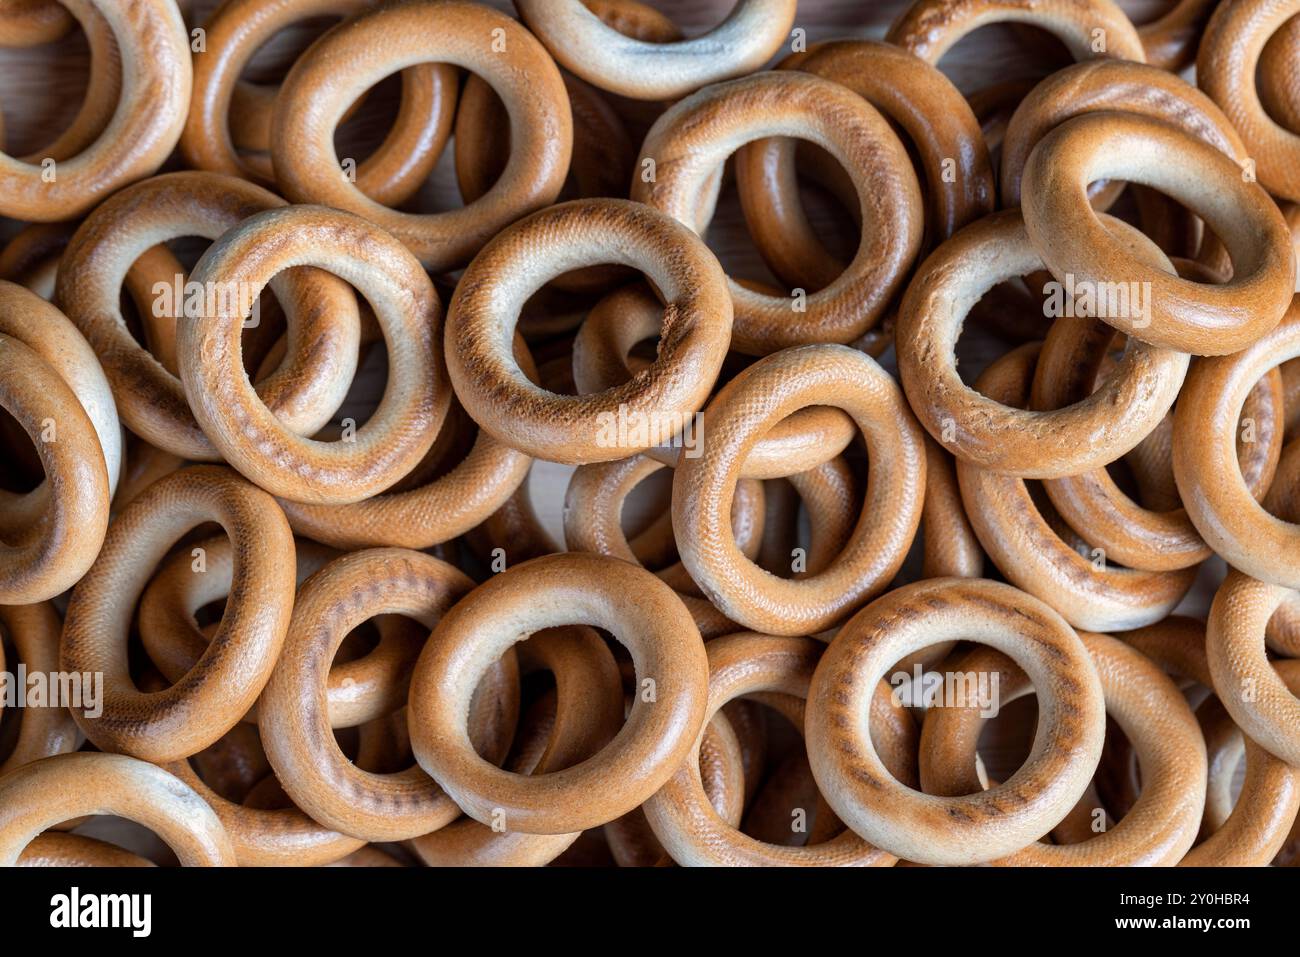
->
[1, 0, 1299, 867]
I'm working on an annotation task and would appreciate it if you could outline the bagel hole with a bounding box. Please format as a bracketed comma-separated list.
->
[1103, 457, 1145, 507]
[753, 476, 840, 581]
[1118, 0, 1193, 28]
[518, 285, 598, 342]
[499, 666, 561, 771]
[233, 14, 346, 87]
[0, 14, 101, 160]
[116, 285, 152, 356]
[339, 709, 417, 777]
[1027, 481, 1136, 570]
[795, 442, 867, 579]
[695, 151, 867, 296]
[1187, 218, 1234, 283]
[1100, 182, 1227, 270]
[0, 625, 19, 760]
[958, 279, 1043, 377]
[337, 707, 419, 778]
[760, 142, 862, 293]
[335, 618, 383, 665]
[797, 148, 860, 269]
[113, 238, 294, 384]
[531, 347, 581, 396]
[324, 616, 426, 773]
[974, 692, 1038, 784]
[47, 817, 180, 867]
[476, 629, 622, 771]
[659, 1, 745, 38]
[241, 771, 299, 809]
[928, 24, 1072, 94]
[698, 159, 784, 291]
[1255, 26, 1300, 135]
[755, 478, 799, 577]
[620, 467, 679, 570]
[520, 268, 671, 339]
[192, 597, 226, 632]
[321, 333, 386, 437]
[1212, 730, 1249, 811]
[733, 698, 838, 848]
[333, 723, 363, 764]
[179, 726, 270, 805]
[523, 273, 667, 352]
[1090, 717, 1140, 826]
[573, 281, 667, 374]
[0, 407, 43, 494]
[321, 65, 465, 219]
[626, 336, 661, 366]
[332, 71, 408, 176]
